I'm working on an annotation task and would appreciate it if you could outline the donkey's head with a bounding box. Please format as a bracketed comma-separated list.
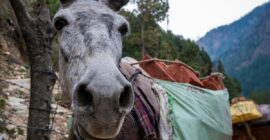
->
[53, 0, 133, 139]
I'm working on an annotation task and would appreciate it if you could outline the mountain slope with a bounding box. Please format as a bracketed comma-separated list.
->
[198, 2, 270, 95]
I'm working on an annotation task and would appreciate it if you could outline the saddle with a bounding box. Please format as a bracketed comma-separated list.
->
[119, 62, 160, 139]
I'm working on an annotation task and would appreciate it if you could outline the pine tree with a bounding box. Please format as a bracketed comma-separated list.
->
[130, 0, 169, 57]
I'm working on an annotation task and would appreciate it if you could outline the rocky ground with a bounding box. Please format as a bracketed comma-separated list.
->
[0, 49, 71, 139]
[0, 77, 72, 140]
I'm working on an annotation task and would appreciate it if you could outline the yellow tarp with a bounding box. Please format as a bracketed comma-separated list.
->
[231, 100, 262, 124]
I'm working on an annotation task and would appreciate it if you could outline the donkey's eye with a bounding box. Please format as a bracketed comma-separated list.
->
[118, 23, 128, 36]
[54, 17, 68, 30]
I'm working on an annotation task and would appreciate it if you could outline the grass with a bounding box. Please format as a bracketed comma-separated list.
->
[0, 97, 6, 110]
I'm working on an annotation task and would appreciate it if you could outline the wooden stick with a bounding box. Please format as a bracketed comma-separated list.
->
[130, 58, 200, 75]
[200, 72, 225, 80]
[244, 122, 256, 140]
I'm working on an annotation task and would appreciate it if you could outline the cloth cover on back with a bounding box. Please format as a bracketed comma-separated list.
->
[156, 79, 232, 140]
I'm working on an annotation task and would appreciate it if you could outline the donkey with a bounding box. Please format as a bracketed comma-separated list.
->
[53, 0, 137, 139]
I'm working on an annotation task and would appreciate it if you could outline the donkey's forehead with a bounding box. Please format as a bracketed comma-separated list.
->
[73, 1, 110, 12]
[60, 0, 119, 18]
[54, 0, 127, 27]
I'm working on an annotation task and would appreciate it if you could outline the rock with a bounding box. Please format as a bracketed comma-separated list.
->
[6, 79, 30, 93]
[6, 124, 16, 131]
[51, 104, 71, 115]
[0, 133, 9, 140]
[7, 97, 27, 115]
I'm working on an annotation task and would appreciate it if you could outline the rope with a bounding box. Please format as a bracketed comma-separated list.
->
[128, 69, 142, 83]
[0, 119, 66, 135]
[0, 78, 72, 116]
[0, 78, 51, 101]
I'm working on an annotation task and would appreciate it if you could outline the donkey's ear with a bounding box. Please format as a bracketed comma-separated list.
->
[102, 0, 129, 11]
[60, 0, 75, 7]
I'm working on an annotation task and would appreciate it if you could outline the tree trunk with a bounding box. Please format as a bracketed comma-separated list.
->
[140, 19, 145, 58]
[9, 0, 56, 140]
[156, 37, 161, 58]
[140, 0, 145, 58]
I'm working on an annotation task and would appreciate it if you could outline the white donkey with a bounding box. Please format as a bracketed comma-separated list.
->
[53, 0, 136, 139]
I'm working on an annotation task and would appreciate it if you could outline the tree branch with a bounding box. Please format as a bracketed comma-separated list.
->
[9, 0, 35, 37]
[31, 0, 51, 22]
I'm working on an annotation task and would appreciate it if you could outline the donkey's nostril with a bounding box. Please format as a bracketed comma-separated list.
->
[119, 85, 133, 109]
[77, 84, 93, 107]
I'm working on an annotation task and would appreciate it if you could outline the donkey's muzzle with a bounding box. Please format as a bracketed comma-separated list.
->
[73, 71, 134, 115]
[73, 69, 134, 139]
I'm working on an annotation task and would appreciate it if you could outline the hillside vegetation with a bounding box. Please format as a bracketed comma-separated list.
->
[120, 9, 241, 99]
[121, 10, 213, 76]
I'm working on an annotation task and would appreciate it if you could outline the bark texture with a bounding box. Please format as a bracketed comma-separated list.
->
[9, 0, 56, 139]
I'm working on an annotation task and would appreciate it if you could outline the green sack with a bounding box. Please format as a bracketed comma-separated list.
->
[156, 80, 232, 140]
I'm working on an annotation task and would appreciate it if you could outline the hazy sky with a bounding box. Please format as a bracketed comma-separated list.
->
[157, 0, 269, 40]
